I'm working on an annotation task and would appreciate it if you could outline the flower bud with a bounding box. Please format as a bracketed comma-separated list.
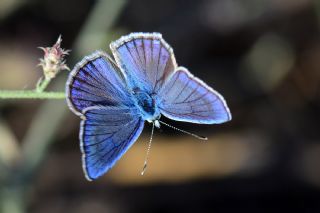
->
[38, 35, 70, 80]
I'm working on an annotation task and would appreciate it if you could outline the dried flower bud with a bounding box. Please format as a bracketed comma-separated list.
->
[38, 35, 70, 80]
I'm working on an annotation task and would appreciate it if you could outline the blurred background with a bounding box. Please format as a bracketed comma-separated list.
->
[0, 0, 319, 212]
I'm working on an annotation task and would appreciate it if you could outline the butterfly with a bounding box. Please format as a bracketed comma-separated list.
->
[66, 32, 231, 181]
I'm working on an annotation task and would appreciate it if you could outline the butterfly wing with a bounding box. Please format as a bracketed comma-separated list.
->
[158, 67, 232, 124]
[110, 32, 177, 93]
[66, 51, 144, 180]
[80, 106, 144, 181]
[66, 50, 131, 116]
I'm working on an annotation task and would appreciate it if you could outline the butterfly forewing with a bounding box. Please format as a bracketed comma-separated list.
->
[159, 67, 231, 124]
[81, 106, 144, 181]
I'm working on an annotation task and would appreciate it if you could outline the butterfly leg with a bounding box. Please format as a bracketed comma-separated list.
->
[154, 120, 161, 128]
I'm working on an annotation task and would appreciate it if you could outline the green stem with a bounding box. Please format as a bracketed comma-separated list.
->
[0, 90, 65, 99]
[36, 78, 51, 92]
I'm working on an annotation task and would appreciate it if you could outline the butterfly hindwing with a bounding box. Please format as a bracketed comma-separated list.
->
[81, 106, 144, 181]
[66, 51, 131, 116]
[158, 67, 231, 124]
[110, 32, 177, 93]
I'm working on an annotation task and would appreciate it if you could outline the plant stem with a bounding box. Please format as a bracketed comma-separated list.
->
[0, 90, 65, 99]
[36, 78, 51, 92]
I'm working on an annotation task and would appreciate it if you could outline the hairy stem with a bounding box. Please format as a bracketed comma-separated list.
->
[0, 90, 65, 99]
[36, 78, 51, 92]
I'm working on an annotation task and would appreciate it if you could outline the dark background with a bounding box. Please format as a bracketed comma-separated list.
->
[0, 0, 319, 212]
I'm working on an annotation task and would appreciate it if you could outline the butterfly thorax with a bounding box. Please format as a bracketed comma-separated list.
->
[132, 89, 160, 122]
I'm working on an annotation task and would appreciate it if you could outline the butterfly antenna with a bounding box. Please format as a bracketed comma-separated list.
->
[141, 122, 155, 175]
[158, 120, 208, 141]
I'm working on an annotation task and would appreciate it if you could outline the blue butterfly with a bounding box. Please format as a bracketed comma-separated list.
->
[66, 32, 231, 181]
